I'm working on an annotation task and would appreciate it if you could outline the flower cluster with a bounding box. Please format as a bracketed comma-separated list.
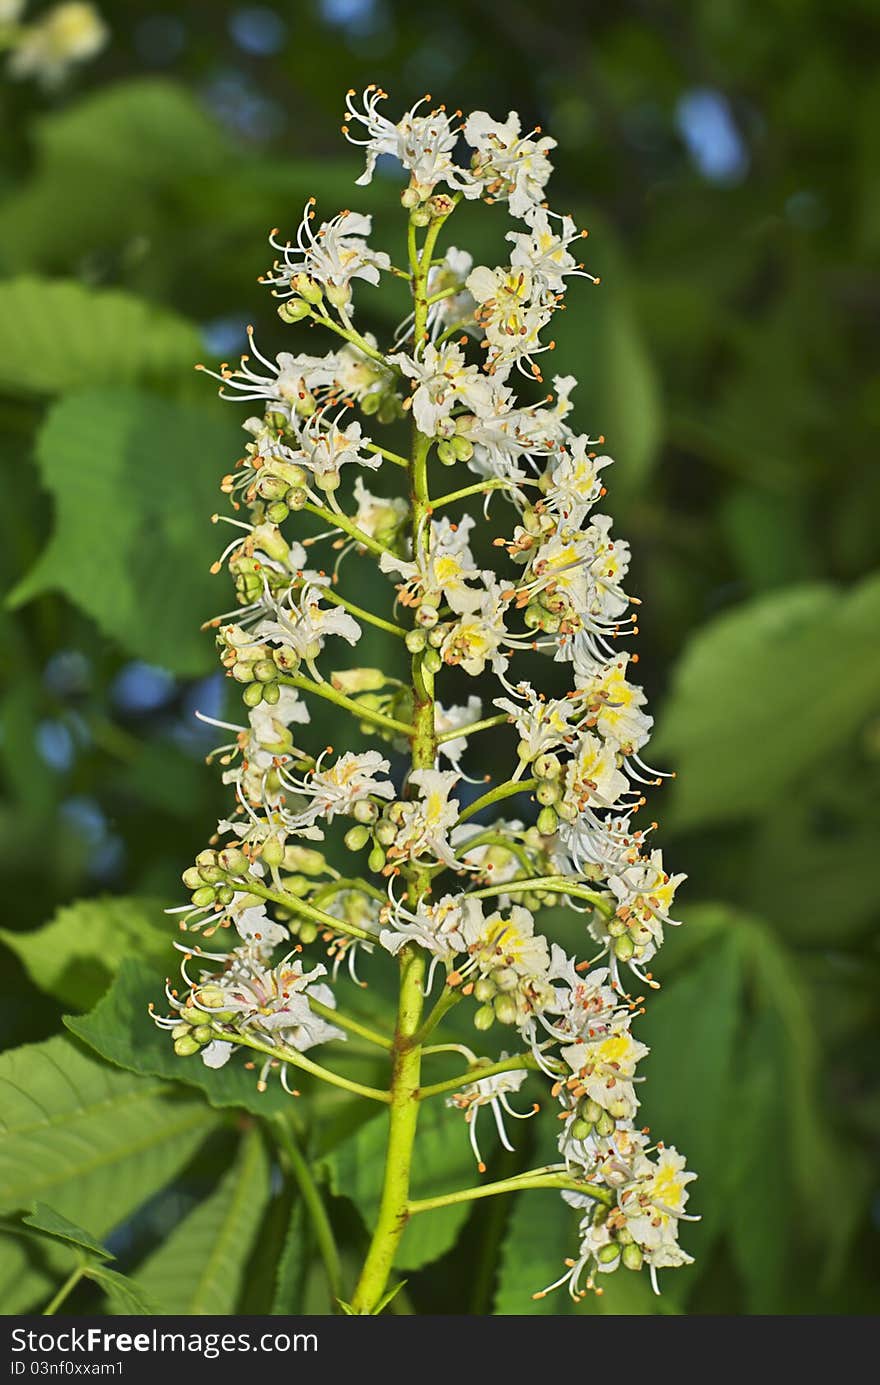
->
[155, 86, 694, 1305]
[2, 1, 106, 86]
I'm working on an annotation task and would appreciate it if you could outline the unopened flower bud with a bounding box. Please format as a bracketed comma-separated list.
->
[622, 1244, 643, 1271]
[190, 886, 216, 908]
[597, 1244, 621, 1265]
[493, 994, 518, 1025]
[218, 847, 248, 875]
[406, 628, 427, 653]
[242, 682, 264, 707]
[277, 298, 311, 323]
[473, 1004, 495, 1032]
[174, 1035, 201, 1057]
[345, 824, 372, 851]
[262, 836, 285, 868]
[536, 806, 558, 835]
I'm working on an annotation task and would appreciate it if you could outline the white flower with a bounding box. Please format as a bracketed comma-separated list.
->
[343, 86, 473, 198]
[426, 248, 477, 337]
[464, 110, 556, 218]
[561, 1021, 649, 1121]
[620, 1147, 697, 1255]
[9, 2, 107, 87]
[297, 413, 380, 487]
[507, 208, 593, 293]
[494, 683, 576, 760]
[379, 891, 479, 961]
[435, 695, 482, 768]
[447, 1061, 537, 1170]
[440, 578, 511, 676]
[387, 768, 461, 869]
[380, 515, 484, 615]
[392, 342, 494, 437]
[201, 1039, 234, 1069]
[563, 732, 629, 812]
[545, 439, 613, 524]
[255, 580, 362, 667]
[264, 203, 390, 301]
[466, 263, 553, 376]
[279, 749, 395, 838]
[576, 654, 652, 754]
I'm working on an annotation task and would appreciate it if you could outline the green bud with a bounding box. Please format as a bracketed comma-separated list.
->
[232, 660, 255, 683]
[368, 844, 386, 873]
[243, 682, 264, 707]
[536, 806, 558, 836]
[277, 298, 311, 323]
[292, 272, 324, 304]
[262, 681, 281, 704]
[298, 921, 319, 945]
[613, 933, 635, 961]
[190, 886, 216, 908]
[216, 884, 235, 906]
[262, 836, 285, 868]
[597, 1244, 621, 1265]
[473, 977, 497, 1003]
[617, 1226, 634, 1246]
[284, 874, 310, 897]
[196, 985, 229, 1010]
[375, 819, 397, 846]
[570, 1118, 594, 1142]
[360, 390, 381, 415]
[344, 824, 371, 851]
[401, 186, 421, 209]
[286, 486, 308, 510]
[405, 628, 427, 653]
[436, 440, 457, 466]
[253, 659, 278, 684]
[494, 993, 518, 1025]
[607, 916, 628, 937]
[596, 1110, 616, 1138]
[410, 205, 432, 227]
[192, 1025, 215, 1044]
[608, 1097, 631, 1119]
[493, 965, 518, 992]
[325, 280, 352, 309]
[218, 846, 248, 876]
[266, 501, 290, 524]
[182, 866, 203, 890]
[174, 1035, 201, 1057]
[316, 469, 341, 492]
[582, 1099, 603, 1123]
[536, 780, 561, 806]
[416, 603, 439, 629]
[450, 434, 474, 461]
[473, 1004, 495, 1032]
[171, 1023, 191, 1041]
[622, 1244, 643, 1271]
[423, 648, 443, 674]
[534, 752, 561, 780]
[427, 625, 447, 648]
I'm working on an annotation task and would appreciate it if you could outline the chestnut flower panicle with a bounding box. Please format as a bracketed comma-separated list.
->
[153, 85, 695, 1311]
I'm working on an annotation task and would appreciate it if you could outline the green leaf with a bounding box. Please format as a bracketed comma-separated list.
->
[0, 279, 200, 398]
[271, 1201, 307, 1315]
[323, 1100, 477, 1270]
[120, 1127, 271, 1315]
[9, 388, 245, 674]
[65, 957, 295, 1117]
[0, 1035, 216, 1234]
[0, 81, 230, 272]
[87, 1265, 160, 1316]
[654, 575, 880, 828]
[21, 1203, 112, 1261]
[1, 896, 174, 1011]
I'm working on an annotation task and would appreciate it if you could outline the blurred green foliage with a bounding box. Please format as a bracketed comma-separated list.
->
[0, 0, 877, 1316]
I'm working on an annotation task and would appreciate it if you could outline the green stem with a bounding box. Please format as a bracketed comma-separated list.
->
[408, 1171, 612, 1216]
[321, 585, 408, 639]
[456, 777, 539, 825]
[435, 711, 509, 745]
[307, 997, 393, 1051]
[419, 1052, 542, 1100]
[220, 1027, 390, 1103]
[430, 478, 514, 510]
[409, 983, 461, 1047]
[302, 500, 391, 559]
[349, 206, 450, 1314]
[42, 1266, 85, 1316]
[466, 875, 614, 915]
[364, 441, 409, 468]
[272, 1116, 343, 1309]
[216, 873, 375, 943]
[278, 672, 414, 738]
